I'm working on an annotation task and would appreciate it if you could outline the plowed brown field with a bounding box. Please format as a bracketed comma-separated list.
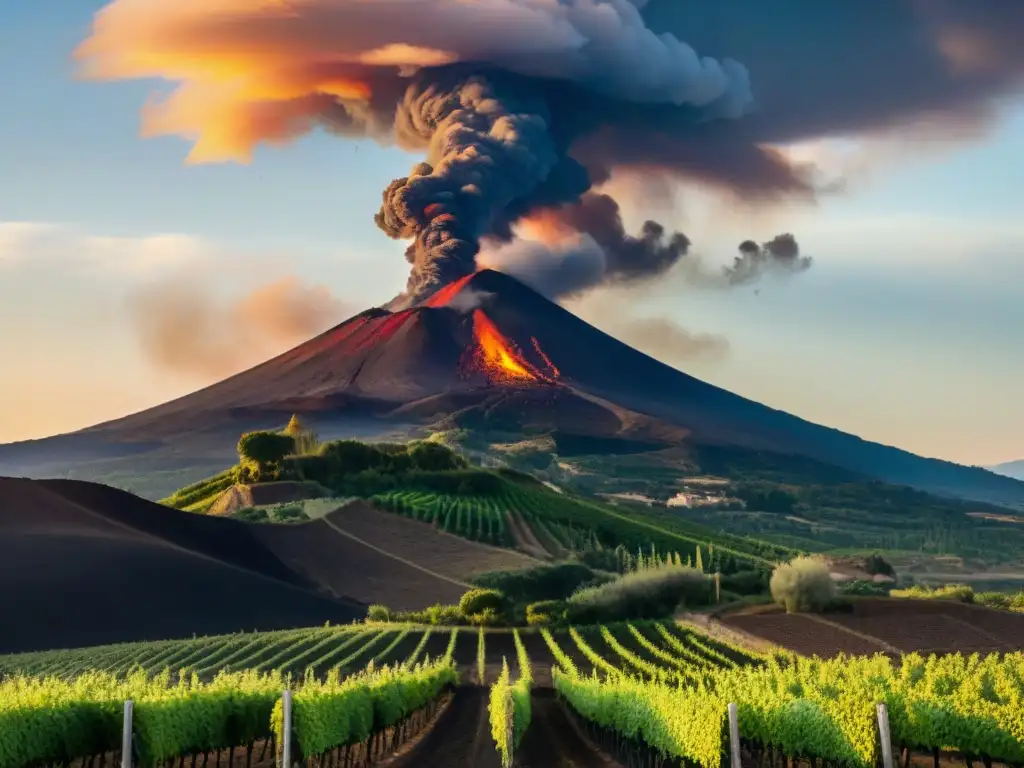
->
[324, 501, 540, 580]
[722, 598, 1024, 656]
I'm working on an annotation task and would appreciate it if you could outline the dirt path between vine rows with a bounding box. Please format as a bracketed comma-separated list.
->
[389, 686, 501, 768]
[516, 689, 622, 767]
[388, 685, 620, 767]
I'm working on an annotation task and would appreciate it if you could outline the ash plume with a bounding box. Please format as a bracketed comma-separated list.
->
[77, 1, 1023, 302]
[479, 192, 691, 299]
[128, 276, 349, 378]
[725, 234, 812, 286]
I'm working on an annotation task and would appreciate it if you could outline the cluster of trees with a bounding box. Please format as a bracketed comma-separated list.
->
[367, 588, 510, 627]
[234, 415, 469, 491]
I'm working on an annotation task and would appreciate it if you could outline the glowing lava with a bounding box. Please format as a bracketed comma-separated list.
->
[423, 273, 476, 308]
[469, 309, 558, 384]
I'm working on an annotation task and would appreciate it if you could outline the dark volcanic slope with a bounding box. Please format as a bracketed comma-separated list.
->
[2, 269, 1022, 506]
[0, 477, 363, 653]
[460, 272, 1024, 505]
[249, 511, 470, 612]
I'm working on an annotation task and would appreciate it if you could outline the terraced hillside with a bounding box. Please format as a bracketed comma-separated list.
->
[369, 474, 793, 567]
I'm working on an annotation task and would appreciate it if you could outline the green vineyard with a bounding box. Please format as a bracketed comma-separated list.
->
[372, 489, 516, 547]
[370, 480, 793, 567]
[3, 622, 1021, 768]
[549, 637, 1024, 768]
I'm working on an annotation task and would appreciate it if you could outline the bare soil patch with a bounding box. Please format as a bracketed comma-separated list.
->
[208, 481, 328, 516]
[325, 500, 541, 581]
[721, 598, 1024, 657]
[251, 515, 468, 612]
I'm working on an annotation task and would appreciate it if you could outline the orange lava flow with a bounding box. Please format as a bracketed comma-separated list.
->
[531, 337, 561, 378]
[423, 273, 475, 308]
[468, 309, 565, 386]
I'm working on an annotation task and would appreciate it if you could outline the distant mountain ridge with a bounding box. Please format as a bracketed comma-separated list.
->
[2, 269, 1023, 508]
[990, 460, 1024, 482]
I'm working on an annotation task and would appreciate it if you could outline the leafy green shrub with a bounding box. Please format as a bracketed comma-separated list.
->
[889, 583, 974, 603]
[976, 592, 1012, 610]
[459, 589, 506, 617]
[366, 605, 390, 622]
[269, 504, 307, 523]
[525, 600, 565, 626]
[468, 608, 502, 627]
[472, 563, 609, 604]
[566, 565, 710, 624]
[576, 548, 621, 572]
[232, 506, 270, 524]
[284, 455, 331, 484]
[371, 602, 467, 625]
[409, 441, 467, 471]
[237, 431, 296, 466]
[720, 569, 769, 596]
[842, 580, 890, 597]
[422, 604, 464, 625]
[770, 556, 836, 613]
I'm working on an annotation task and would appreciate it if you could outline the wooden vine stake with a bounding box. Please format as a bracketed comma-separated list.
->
[280, 690, 293, 768]
[727, 703, 741, 768]
[121, 700, 134, 768]
[877, 703, 895, 768]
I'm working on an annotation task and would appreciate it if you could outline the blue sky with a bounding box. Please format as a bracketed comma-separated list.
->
[1, 1, 1022, 467]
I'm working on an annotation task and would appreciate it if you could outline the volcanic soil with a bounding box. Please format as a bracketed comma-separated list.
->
[720, 598, 1024, 657]
[387, 686, 617, 768]
[319, 500, 541, 582]
[0, 479, 540, 653]
[0, 477, 362, 653]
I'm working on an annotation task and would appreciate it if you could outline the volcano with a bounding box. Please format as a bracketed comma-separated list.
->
[3, 269, 1023, 506]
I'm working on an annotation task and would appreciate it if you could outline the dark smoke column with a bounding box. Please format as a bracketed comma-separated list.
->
[376, 72, 564, 307]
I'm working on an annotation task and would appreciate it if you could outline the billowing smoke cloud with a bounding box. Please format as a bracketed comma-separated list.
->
[74, 0, 752, 304]
[127, 276, 349, 377]
[724, 234, 811, 286]
[480, 192, 691, 298]
[483, 204, 808, 299]
[77, 1, 1023, 303]
[613, 317, 729, 365]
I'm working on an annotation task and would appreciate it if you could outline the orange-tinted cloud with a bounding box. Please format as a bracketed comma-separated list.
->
[127, 275, 351, 377]
[74, 0, 753, 164]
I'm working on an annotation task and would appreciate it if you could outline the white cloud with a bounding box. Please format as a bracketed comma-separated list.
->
[0, 222, 65, 266]
[0, 221, 211, 276]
